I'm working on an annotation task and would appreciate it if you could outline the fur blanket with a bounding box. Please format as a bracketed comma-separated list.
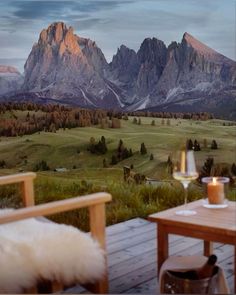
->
[0, 209, 105, 293]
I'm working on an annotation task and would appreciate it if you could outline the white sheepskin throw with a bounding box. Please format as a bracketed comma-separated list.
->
[0, 209, 105, 293]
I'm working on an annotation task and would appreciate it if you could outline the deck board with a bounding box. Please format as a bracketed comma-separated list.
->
[66, 218, 234, 294]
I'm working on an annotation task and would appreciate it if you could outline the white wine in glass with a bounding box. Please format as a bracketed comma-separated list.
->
[173, 150, 198, 216]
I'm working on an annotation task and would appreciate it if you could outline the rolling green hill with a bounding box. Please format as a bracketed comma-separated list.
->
[0, 116, 235, 181]
[0, 115, 235, 229]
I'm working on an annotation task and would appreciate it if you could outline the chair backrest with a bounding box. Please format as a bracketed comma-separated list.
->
[0, 172, 36, 207]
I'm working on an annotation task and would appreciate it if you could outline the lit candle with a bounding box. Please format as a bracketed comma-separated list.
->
[207, 177, 224, 204]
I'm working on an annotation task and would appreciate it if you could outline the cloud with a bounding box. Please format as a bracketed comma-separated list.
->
[71, 18, 111, 31]
[9, 0, 133, 20]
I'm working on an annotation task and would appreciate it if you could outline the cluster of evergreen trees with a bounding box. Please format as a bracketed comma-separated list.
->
[87, 137, 133, 166]
[186, 139, 218, 151]
[88, 136, 108, 155]
[0, 102, 216, 138]
[186, 139, 201, 151]
[33, 160, 50, 171]
[0, 103, 107, 137]
[199, 157, 236, 182]
[110, 140, 133, 165]
[127, 111, 213, 120]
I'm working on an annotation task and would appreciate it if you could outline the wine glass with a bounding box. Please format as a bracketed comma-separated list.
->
[173, 150, 199, 216]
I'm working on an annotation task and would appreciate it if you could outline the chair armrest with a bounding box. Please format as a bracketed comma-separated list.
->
[0, 192, 112, 225]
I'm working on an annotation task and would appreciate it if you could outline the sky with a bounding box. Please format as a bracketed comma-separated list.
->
[0, 0, 235, 73]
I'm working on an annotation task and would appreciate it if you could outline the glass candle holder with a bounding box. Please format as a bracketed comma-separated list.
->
[201, 177, 230, 208]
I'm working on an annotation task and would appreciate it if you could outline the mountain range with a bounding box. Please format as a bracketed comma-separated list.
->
[1, 22, 236, 118]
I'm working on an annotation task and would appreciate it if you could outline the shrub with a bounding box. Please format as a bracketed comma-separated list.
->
[33, 160, 50, 171]
[111, 155, 118, 165]
[133, 117, 138, 124]
[103, 158, 108, 168]
[0, 160, 6, 168]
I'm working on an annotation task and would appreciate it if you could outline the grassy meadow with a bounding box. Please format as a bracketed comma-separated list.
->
[0, 115, 235, 230]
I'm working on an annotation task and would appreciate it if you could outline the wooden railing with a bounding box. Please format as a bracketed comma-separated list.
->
[0, 172, 112, 293]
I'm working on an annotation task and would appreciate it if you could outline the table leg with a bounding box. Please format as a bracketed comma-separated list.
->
[234, 246, 236, 294]
[204, 241, 213, 256]
[157, 223, 169, 276]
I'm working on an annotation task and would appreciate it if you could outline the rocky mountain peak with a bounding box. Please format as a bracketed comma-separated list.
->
[118, 44, 131, 53]
[138, 37, 167, 63]
[112, 45, 137, 64]
[183, 32, 215, 55]
[22, 22, 122, 109]
[7, 22, 234, 115]
[0, 65, 23, 96]
[39, 22, 67, 44]
[109, 45, 139, 86]
[38, 22, 81, 56]
[182, 32, 232, 65]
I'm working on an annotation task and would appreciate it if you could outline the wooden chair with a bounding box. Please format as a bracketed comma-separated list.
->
[0, 172, 112, 294]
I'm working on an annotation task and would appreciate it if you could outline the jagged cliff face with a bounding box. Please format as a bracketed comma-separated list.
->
[4, 22, 235, 114]
[154, 33, 236, 104]
[0, 65, 23, 95]
[109, 32, 236, 109]
[136, 38, 167, 97]
[108, 38, 168, 106]
[23, 22, 122, 108]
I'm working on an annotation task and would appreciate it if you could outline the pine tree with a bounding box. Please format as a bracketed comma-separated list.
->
[193, 139, 201, 151]
[140, 143, 147, 155]
[129, 148, 133, 157]
[150, 154, 154, 160]
[201, 157, 214, 177]
[186, 139, 193, 150]
[231, 163, 236, 176]
[103, 158, 108, 168]
[211, 140, 218, 149]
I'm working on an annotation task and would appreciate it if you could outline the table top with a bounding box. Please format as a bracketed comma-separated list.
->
[148, 200, 236, 238]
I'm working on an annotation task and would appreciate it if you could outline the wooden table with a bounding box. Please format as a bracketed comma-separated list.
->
[148, 200, 236, 292]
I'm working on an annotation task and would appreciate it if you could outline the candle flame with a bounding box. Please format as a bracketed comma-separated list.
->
[213, 177, 217, 184]
[180, 151, 186, 173]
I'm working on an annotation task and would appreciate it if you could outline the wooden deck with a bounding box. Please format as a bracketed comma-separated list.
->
[66, 218, 234, 294]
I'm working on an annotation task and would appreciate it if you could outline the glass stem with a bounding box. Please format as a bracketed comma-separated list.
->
[183, 182, 189, 209]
